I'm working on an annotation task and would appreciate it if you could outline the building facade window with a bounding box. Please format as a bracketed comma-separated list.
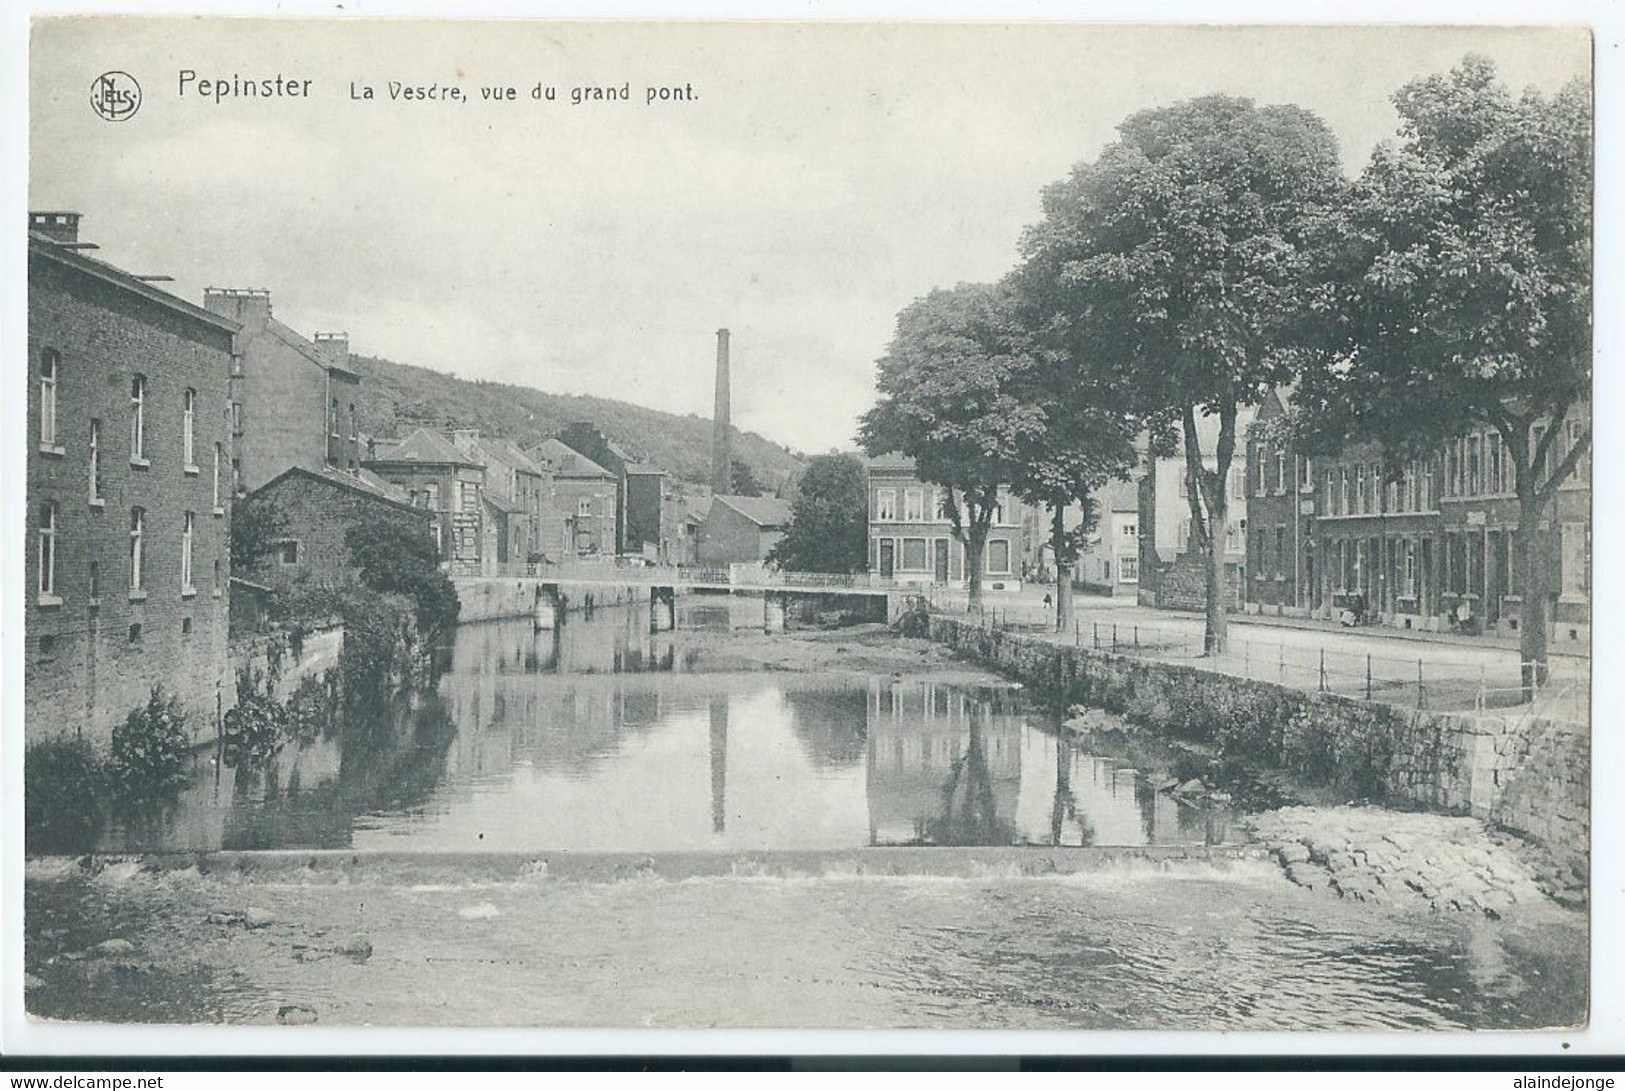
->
[89, 560, 100, 602]
[986, 539, 1012, 574]
[1274, 526, 1286, 578]
[277, 539, 299, 566]
[875, 488, 897, 521]
[182, 388, 197, 468]
[577, 496, 592, 518]
[1567, 420, 1589, 484]
[424, 482, 440, 510]
[1275, 450, 1287, 495]
[903, 488, 924, 522]
[130, 375, 147, 462]
[1121, 521, 1137, 539]
[129, 507, 145, 591]
[1339, 469, 1350, 515]
[901, 537, 928, 570]
[39, 349, 59, 448]
[213, 443, 223, 511]
[38, 502, 57, 599]
[181, 512, 195, 594]
[1119, 556, 1139, 582]
[88, 419, 103, 504]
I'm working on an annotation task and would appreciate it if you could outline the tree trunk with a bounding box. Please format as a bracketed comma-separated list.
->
[965, 531, 987, 614]
[1051, 505, 1074, 633]
[1513, 492, 1549, 696]
[1203, 491, 1229, 655]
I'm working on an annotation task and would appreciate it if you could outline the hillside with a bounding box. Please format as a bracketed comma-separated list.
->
[351, 354, 807, 489]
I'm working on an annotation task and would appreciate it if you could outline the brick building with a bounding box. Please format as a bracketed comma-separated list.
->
[235, 466, 435, 594]
[555, 422, 671, 557]
[696, 494, 791, 565]
[448, 429, 554, 564]
[865, 456, 1025, 591]
[364, 428, 486, 573]
[1241, 386, 1317, 615]
[26, 212, 237, 748]
[1243, 386, 1591, 645]
[201, 289, 362, 496]
[527, 439, 618, 558]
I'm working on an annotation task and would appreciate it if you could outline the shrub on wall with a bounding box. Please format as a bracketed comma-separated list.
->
[108, 686, 194, 799]
[223, 666, 288, 769]
[24, 735, 106, 853]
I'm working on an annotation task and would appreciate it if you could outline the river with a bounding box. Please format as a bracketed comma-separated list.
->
[24, 603, 1587, 1029]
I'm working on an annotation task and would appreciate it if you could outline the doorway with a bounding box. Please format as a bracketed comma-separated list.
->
[934, 539, 950, 584]
[879, 539, 895, 579]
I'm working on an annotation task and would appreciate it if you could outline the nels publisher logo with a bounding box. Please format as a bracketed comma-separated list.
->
[90, 71, 141, 121]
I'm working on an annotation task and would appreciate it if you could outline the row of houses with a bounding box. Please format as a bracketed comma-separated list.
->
[23, 210, 795, 748]
[1240, 388, 1591, 643]
[861, 394, 1589, 650]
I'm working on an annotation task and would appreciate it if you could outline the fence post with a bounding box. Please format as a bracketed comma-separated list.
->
[1093, 622, 1099, 650]
[1417, 658, 1425, 709]
[1243, 640, 1250, 678]
[1112, 624, 1118, 653]
[1134, 625, 1139, 649]
[1278, 643, 1285, 683]
[1365, 654, 1373, 701]
[1478, 664, 1487, 711]
[1318, 648, 1326, 693]
[1074, 618, 1080, 646]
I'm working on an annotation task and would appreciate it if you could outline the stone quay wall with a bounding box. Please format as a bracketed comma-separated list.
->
[927, 616, 1588, 864]
[452, 577, 649, 622]
[230, 625, 344, 703]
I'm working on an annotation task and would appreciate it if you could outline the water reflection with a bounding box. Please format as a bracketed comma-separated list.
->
[76, 609, 1237, 853]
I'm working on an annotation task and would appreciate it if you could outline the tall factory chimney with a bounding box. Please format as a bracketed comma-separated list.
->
[711, 328, 732, 495]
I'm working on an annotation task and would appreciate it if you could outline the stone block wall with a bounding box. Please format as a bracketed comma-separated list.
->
[928, 617, 1588, 863]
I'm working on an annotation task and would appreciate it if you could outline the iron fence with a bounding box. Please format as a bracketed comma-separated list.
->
[931, 593, 1588, 723]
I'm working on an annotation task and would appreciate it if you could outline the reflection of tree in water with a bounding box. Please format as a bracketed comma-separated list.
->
[781, 687, 869, 769]
[1049, 737, 1095, 847]
[218, 691, 459, 851]
[928, 715, 1018, 846]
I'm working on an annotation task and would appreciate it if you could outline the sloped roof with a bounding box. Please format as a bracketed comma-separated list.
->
[483, 491, 526, 515]
[250, 465, 425, 516]
[456, 434, 547, 477]
[712, 494, 792, 528]
[528, 438, 615, 479]
[367, 428, 483, 469]
[266, 317, 358, 380]
[29, 231, 240, 335]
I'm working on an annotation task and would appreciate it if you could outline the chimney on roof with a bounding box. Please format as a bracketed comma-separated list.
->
[203, 288, 272, 329]
[314, 332, 350, 368]
[450, 428, 481, 450]
[711, 328, 731, 496]
[29, 211, 81, 244]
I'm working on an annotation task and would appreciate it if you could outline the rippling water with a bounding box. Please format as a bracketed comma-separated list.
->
[24, 861, 1587, 1029]
[26, 605, 1587, 1030]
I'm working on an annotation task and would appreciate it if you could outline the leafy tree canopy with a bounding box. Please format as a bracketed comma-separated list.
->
[767, 453, 869, 573]
[1291, 55, 1592, 482]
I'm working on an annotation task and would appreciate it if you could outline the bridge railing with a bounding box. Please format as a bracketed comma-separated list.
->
[520, 559, 919, 592]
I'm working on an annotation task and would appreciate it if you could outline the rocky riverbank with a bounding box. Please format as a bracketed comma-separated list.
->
[1249, 805, 1586, 915]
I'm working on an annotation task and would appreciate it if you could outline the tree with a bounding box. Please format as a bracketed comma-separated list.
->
[767, 453, 868, 573]
[1001, 273, 1144, 632]
[858, 283, 1041, 611]
[345, 517, 462, 640]
[1292, 56, 1591, 690]
[1020, 94, 1347, 653]
[729, 457, 764, 497]
[230, 497, 288, 572]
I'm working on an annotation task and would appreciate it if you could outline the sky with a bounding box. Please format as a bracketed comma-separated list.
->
[30, 20, 1590, 455]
